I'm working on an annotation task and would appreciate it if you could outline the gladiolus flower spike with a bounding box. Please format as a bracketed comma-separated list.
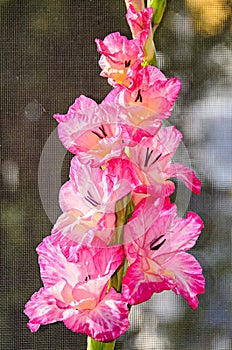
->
[25, 1, 205, 350]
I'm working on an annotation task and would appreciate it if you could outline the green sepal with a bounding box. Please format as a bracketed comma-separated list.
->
[147, 51, 158, 67]
[147, 0, 167, 30]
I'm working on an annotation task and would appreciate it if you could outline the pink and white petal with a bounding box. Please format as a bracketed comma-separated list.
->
[160, 252, 205, 309]
[24, 287, 64, 332]
[95, 32, 142, 66]
[95, 32, 144, 87]
[140, 206, 203, 260]
[67, 95, 98, 115]
[137, 64, 166, 82]
[122, 258, 165, 305]
[66, 244, 124, 278]
[37, 236, 81, 288]
[52, 210, 100, 242]
[156, 126, 182, 157]
[122, 123, 157, 145]
[59, 181, 90, 213]
[64, 288, 129, 341]
[147, 210, 203, 260]
[153, 77, 182, 104]
[167, 163, 201, 194]
[54, 95, 98, 123]
[118, 67, 181, 122]
[167, 211, 204, 253]
[105, 157, 141, 190]
[124, 195, 165, 246]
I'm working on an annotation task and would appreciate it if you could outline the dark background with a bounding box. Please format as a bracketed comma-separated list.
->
[1, 0, 231, 349]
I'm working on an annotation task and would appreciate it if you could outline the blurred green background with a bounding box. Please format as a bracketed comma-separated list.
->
[0, 0, 231, 349]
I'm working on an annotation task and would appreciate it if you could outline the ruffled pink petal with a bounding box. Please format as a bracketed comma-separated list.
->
[155, 126, 182, 157]
[63, 245, 125, 278]
[122, 257, 165, 305]
[125, 201, 203, 262]
[124, 194, 166, 246]
[56, 103, 127, 166]
[95, 32, 143, 67]
[105, 157, 141, 189]
[64, 288, 129, 341]
[167, 163, 202, 194]
[59, 181, 90, 213]
[24, 287, 64, 332]
[52, 210, 115, 247]
[158, 211, 204, 257]
[102, 87, 121, 104]
[54, 95, 98, 123]
[37, 236, 82, 288]
[160, 252, 205, 309]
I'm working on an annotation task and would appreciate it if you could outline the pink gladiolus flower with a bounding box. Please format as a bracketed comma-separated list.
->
[129, 126, 202, 195]
[24, 237, 129, 341]
[60, 156, 132, 214]
[122, 200, 205, 308]
[55, 95, 157, 165]
[54, 96, 131, 166]
[108, 65, 181, 129]
[95, 32, 144, 87]
[52, 155, 135, 249]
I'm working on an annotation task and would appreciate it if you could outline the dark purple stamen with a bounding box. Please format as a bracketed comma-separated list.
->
[85, 191, 100, 207]
[150, 234, 166, 251]
[92, 124, 107, 139]
[125, 60, 131, 68]
[135, 89, 143, 103]
[150, 153, 162, 165]
[144, 147, 153, 167]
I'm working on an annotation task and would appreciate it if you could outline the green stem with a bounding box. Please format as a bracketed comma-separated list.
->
[86, 194, 134, 349]
[87, 337, 116, 350]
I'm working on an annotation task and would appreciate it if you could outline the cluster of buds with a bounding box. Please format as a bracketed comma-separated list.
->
[24, 1, 205, 348]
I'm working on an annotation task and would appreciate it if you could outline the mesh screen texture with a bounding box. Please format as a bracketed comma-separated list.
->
[1, 1, 231, 349]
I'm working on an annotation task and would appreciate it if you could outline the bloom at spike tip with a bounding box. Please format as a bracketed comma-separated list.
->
[95, 32, 144, 87]
[122, 200, 205, 308]
[126, 6, 153, 41]
[24, 236, 129, 341]
[126, 5, 155, 61]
